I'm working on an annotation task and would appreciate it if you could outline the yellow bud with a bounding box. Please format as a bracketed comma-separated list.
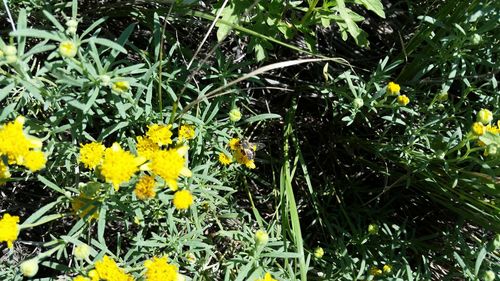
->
[386, 82, 400, 96]
[314, 247, 324, 259]
[368, 224, 379, 235]
[477, 109, 493, 125]
[483, 270, 496, 281]
[383, 264, 392, 273]
[229, 108, 242, 122]
[4, 45, 17, 56]
[254, 229, 269, 245]
[59, 41, 78, 58]
[20, 258, 39, 277]
[397, 95, 410, 106]
[111, 81, 130, 93]
[74, 244, 90, 260]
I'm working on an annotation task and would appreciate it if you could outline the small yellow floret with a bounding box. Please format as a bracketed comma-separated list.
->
[59, 41, 78, 58]
[178, 125, 195, 142]
[218, 152, 233, 165]
[397, 95, 410, 106]
[147, 124, 173, 146]
[111, 81, 130, 93]
[173, 190, 194, 210]
[73, 276, 90, 281]
[0, 213, 20, 248]
[369, 266, 383, 276]
[150, 147, 191, 191]
[100, 143, 140, 190]
[134, 175, 156, 200]
[23, 150, 46, 172]
[386, 81, 400, 96]
[472, 122, 486, 136]
[79, 142, 105, 170]
[144, 256, 179, 281]
[136, 136, 159, 160]
[255, 272, 277, 281]
[94, 255, 134, 281]
[383, 264, 392, 273]
[0, 161, 11, 185]
[229, 138, 240, 151]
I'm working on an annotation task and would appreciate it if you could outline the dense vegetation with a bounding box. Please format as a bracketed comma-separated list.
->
[0, 0, 499, 280]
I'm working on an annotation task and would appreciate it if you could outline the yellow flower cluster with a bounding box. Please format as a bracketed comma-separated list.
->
[144, 256, 179, 281]
[79, 142, 143, 191]
[386, 82, 410, 107]
[92, 255, 134, 281]
[369, 264, 392, 276]
[0, 117, 47, 182]
[255, 273, 277, 281]
[0, 213, 20, 248]
[225, 138, 256, 169]
[178, 125, 195, 142]
[134, 175, 156, 200]
[471, 109, 499, 156]
[173, 190, 194, 210]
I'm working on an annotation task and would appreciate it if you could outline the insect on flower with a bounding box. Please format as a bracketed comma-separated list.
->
[235, 138, 264, 161]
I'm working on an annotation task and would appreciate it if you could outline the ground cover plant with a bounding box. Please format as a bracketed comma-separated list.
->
[0, 0, 499, 280]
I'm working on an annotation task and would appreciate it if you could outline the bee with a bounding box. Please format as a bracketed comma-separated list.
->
[237, 139, 264, 161]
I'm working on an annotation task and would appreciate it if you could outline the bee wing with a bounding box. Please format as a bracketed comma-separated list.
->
[253, 142, 265, 151]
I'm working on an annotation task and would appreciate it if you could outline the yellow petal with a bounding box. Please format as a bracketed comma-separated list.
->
[180, 167, 192, 177]
[176, 145, 189, 156]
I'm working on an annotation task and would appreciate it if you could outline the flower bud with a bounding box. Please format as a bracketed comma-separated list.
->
[4, 45, 17, 56]
[483, 270, 496, 281]
[74, 244, 91, 260]
[66, 19, 78, 28]
[383, 264, 392, 273]
[353, 98, 364, 109]
[59, 41, 78, 58]
[470, 33, 482, 45]
[314, 247, 324, 259]
[20, 258, 39, 277]
[254, 229, 269, 246]
[229, 108, 242, 122]
[477, 109, 493, 125]
[397, 95, 410, 106]
[99, 75, 111, 87]
[368, 224, 379, 235]
[437, 91, 448, 101]
[486, 145, 498, 156]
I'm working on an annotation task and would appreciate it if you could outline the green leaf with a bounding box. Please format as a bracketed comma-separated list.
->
[86, 38, 127, 54]
[10, 28, 62, 41]
[474, 246, 487, 276]
[216, 4, 238, 41]
[355, 0, 385, 18]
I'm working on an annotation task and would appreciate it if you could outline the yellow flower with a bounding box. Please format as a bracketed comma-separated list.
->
[477, 109, 493, 125]
[255, 272, 277, 281]
[111, 81, 130, 93]
[136, 136, 159, 160]
[229, 138, 240, 151]
[472, 122, 486, 136]
[144, 256, 179, 281]
[383, 264, 392, 273]
[0, 160, 10, 185]
[485, 121, 500, 134]
[88, 270, 99, 281]
[314, 247, 324, 259]
[178, 125, 195, 142]
[73, 276, 91, 281]
[0, 213, 20, 248]
[147, 124, 173, 146]
[386, 81, 400, 96]
[22, 150, 46, 172]
[71, 194, 99, 220]
[0, 116, 42, 165]
[59, 41, 78, 58]
[134, 175, 156, 200]
[397, 95, 410, 106]
[370, 266, 383, 276]
[233, 149, 256, 169]
[94, 255, 134, 281]
[229, 108, 242, 122]
[150, 147, 191, 191]
[79, 142, 105, 170]
[218, 152, 232, 165]
[173, 190, 194, 210]
[254, 229, 269, 245]
[100, 143, 140, 190]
